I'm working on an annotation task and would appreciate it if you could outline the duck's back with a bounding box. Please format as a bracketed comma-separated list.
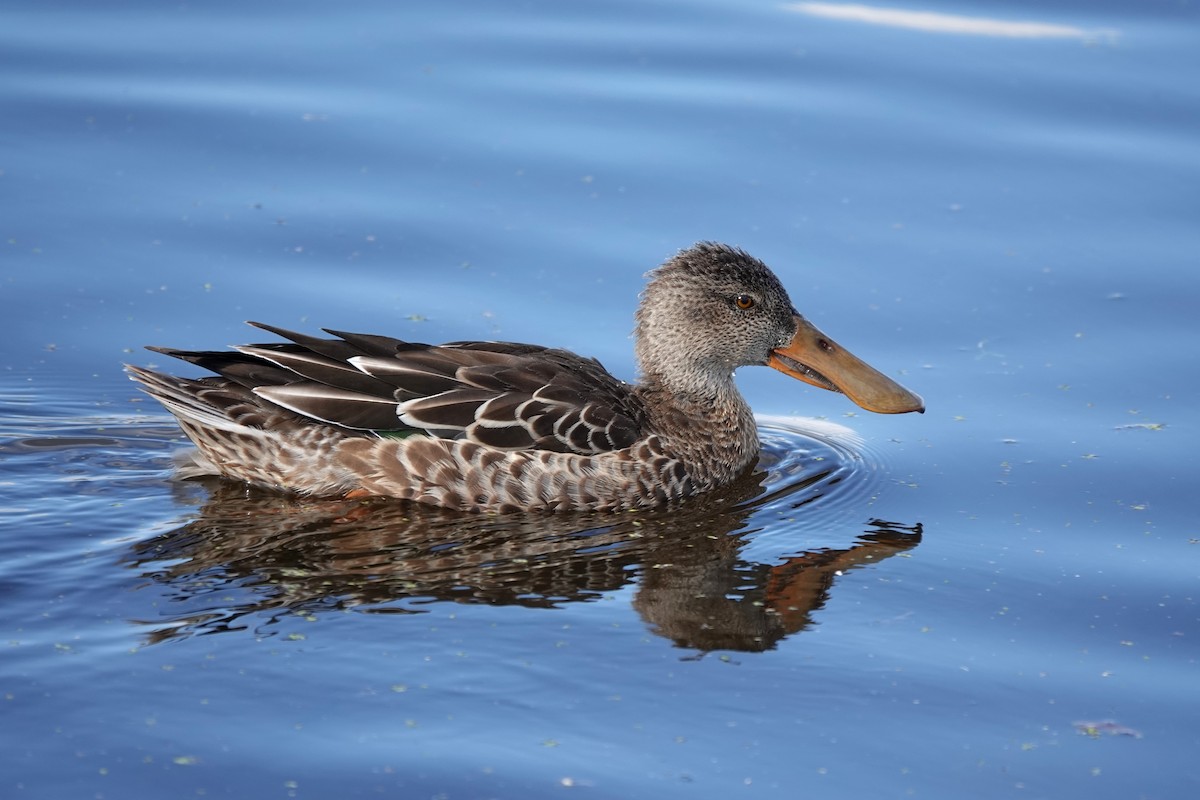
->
[141, 323, 651, 446]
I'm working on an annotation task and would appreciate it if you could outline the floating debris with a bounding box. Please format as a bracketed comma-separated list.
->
[1073, 720, 1143, 739]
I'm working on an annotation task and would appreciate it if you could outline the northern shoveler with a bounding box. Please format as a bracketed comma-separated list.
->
[128, 242, 923, 512]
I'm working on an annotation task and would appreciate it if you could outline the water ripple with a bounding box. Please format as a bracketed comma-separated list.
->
[748, 415, 896, 538]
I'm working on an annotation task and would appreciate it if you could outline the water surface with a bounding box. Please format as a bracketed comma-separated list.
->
[2, 1, 1197, 797]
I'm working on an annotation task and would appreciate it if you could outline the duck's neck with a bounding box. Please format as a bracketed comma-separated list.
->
[635, 371, 761, 489]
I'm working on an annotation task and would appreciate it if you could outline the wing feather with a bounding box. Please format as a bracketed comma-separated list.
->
[254, 384, 402, 430]
[145, 324, 647, 453]
[399, 389, 498, 430]
[236, 345, 393, 395]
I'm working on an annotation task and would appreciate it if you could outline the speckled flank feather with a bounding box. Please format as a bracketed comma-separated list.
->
[335, 436, 693, 512]
[128, 242, 920, 511]
[127, 366, 365, 493]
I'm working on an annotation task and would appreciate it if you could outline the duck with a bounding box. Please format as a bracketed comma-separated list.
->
[128, 242, 923, 512]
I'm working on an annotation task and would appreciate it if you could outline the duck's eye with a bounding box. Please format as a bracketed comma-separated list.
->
[734, 294, 755, 310]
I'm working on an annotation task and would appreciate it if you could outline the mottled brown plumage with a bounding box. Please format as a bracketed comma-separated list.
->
[128, 242, 923, 511]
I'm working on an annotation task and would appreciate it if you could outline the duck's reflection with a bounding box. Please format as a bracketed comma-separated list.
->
[128, 469, 920, 651]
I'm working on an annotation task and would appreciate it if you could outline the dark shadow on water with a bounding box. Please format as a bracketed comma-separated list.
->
[126, 426, 922, 652]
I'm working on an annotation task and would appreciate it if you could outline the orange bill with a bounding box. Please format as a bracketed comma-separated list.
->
[767, 315, 925, 414]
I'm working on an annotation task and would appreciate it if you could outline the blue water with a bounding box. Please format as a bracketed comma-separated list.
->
[3, 0, 1198, 797]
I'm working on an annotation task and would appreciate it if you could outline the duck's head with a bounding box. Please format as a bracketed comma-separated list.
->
[635, 242, 924, 413]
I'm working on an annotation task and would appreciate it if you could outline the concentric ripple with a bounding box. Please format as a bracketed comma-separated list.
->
[745, 415, 900, 548]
